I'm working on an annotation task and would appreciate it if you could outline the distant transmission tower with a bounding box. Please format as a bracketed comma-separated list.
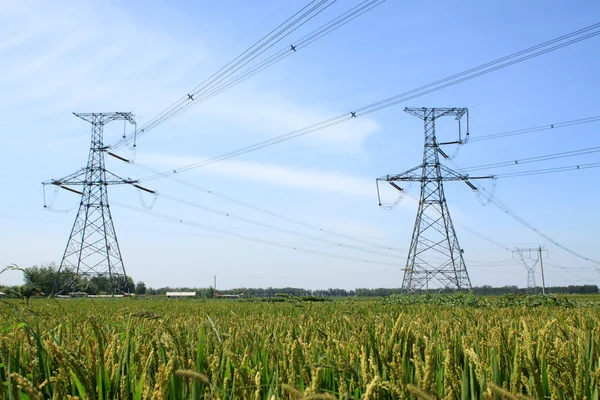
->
[43, 112, 152, 295]
[377, 107, 493, 293]
[513, 247, 548, 294]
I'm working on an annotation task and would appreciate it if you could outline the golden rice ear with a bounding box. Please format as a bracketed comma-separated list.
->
[487, 382, 535, 400]
[281, 383, 304, 399]
[406, 384, 436, 400]
[9, 373, 44, 400]
[301, 394, 337, 400]
[174, 370, 210, 384]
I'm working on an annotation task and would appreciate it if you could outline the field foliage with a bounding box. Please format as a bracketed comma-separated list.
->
[1, 296, 599, 399]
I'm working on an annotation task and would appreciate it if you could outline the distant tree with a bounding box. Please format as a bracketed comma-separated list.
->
[85, 275, 136, 294]
[206, 286, 215, 298]
[20, 263, 85, 295]
[125, 276, 135, 294]
[22, 263, 57, 295]
[135, 281, 147, 295]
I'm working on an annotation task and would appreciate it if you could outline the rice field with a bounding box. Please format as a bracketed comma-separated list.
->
[1, 296, 599, 399]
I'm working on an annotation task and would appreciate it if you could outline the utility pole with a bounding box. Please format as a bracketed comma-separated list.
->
[539, 245, 546, 295]
[214, 275, 217, 293]
[377, 108, 494, 293]
[44, 112, 154, 296]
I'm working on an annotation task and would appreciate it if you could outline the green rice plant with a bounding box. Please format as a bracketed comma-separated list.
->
[0, 297, 599, 399]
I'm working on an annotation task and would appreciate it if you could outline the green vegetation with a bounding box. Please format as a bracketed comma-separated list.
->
[1, 264, 143, 298]
[1, 296, 600, 399]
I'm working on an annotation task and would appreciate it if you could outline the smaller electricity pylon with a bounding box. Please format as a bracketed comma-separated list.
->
[377, 107, 493, 293]
[43, 112, 154, 296]
[513, 246, 548, 294]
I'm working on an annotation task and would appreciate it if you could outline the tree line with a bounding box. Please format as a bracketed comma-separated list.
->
[1, 264, 597, 298]
[0, 263, 144, 297]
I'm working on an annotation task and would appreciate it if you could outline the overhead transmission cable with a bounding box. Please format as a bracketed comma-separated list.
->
[141, 0, 329, 126]
[112, 0, 387, 150]
[143, 0, 388, 129]
[137, 22, 600, 181]
[397, 162, 600, 269]
[133, 161, 526, 269]
[118, 0, 334, 142]
[132, 162, 403, 253]
[466, 179, 600, 264]
[152, 190, 404, 258]
[461, 146, 600, 172]
[449, 154, 600, 264]
[113, 202, 398, 267]
[469, 115, 600, 143]
[400, 190, 511, 252]
[494, 162, 600, 178]
[543, 260, 600, 278]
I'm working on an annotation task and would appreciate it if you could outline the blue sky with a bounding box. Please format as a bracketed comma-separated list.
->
[1, 0, 599, 290]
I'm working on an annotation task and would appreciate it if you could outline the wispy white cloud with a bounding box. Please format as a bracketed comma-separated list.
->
[0, 0, 380, 157]
[143, 153, 375, 197]
[0, 0, 206, 117]
[193, 91, 382, 153]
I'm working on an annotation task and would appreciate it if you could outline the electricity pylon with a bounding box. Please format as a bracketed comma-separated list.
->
[44, 112, 141, 295]
[513, 247, 548, 294]
[377, 107, 493, 293]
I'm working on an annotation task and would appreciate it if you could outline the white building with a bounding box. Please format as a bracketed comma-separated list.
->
[166, 292, 196, 298]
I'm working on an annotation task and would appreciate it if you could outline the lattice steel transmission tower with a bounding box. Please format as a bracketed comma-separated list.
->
[44, 112, 139, 295]
[513, 247, 548, 294]
[377, 107, 492, 293]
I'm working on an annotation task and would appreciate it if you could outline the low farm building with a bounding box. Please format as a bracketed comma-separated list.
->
[166, 292, 196, 298]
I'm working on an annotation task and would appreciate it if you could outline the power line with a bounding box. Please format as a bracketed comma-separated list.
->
[472, 182, 600, 264]
[131, 162, 405, 253]
[444, 156, 600, 265]
[137, 22, 600, 180]
[446, 155, 600, 264]
[140, 0, 329, 126]
[119, 0, 335, 143]
[400, 190, 512, 253]
[133, 162, 514, 271]
[461, 146, 600, 172]
[453, 220, 511, 251]
[469, 115, 600, 143]
[543, 260, 599, 273]
[403, 161, 600, 267]
[154, 191, 403, 259]
[113, 202, 398, 267]
[134, 0, 388, 135]
[112, 0, 387, 150]
[495, 162, 600, 178]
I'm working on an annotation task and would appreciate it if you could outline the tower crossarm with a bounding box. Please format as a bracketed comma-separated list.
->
[438, 164, 495, 189]
[404, 107, 466, 121]
[74, 112, 136, 126]
[104, 170, 138, 185]
[405, 107, 470, 144]
[44, 169, 137, 186]
[379, 165, 493, 185]
[44, 168, 87, 186]
[377, 165, 423, 182]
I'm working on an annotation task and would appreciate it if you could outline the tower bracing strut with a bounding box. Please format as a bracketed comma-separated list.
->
[44, 112, 137, 295]
[376, 107, 493, 293]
